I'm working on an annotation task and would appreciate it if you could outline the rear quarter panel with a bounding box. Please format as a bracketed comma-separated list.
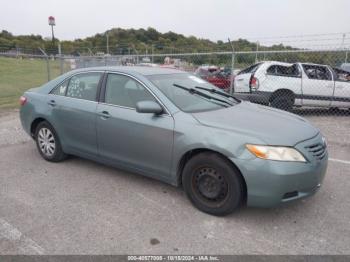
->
[20, 91, 54, 137]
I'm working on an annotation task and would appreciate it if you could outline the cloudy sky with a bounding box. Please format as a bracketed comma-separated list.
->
[1, 0, 349, 47]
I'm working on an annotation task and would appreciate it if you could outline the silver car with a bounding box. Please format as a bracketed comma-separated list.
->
[20, 66, 328, 216]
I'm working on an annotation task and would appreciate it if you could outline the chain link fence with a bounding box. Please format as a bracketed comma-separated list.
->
[1, 48, 349, 114]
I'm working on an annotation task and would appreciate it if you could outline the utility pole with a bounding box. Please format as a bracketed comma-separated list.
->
[39, 47, 50, 81]
[341, 33, 348, 64]
[58, 43, 63, 74]
[106, 32, 109, 54]
[87, 48, 93, 56]
[255, 41, 259, 63]
[228, 38, 235, 95]
[151, 44, 154, 63]
[133, 47, 139, 64]
[341, 33, 346, 48]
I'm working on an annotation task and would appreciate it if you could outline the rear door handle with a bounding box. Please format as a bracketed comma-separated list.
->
[98, 111, 111, 119]
[47, 100, 56, 106]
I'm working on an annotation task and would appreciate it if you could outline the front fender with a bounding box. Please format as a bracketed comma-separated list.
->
[170, 111, 264, 185]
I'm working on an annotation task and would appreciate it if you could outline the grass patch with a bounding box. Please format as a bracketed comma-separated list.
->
[0, 57, 63, 109]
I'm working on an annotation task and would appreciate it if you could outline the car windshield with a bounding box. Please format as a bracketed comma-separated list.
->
[147, 73, 236, 113]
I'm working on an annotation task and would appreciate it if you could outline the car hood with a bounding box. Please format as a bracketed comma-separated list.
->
[191, 102, 319, 146]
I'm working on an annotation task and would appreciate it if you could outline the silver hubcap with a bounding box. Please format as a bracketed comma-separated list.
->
[38, 128, 55, 157]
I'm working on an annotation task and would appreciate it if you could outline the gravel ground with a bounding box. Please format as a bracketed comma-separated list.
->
[0, 109, 349, 255]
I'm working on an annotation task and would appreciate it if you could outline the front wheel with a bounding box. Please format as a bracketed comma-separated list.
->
[35, 121, 67, 162]
[182, 152, 245, 216]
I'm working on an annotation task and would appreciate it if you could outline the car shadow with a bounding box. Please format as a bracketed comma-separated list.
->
[65, 154, 320, 221]
[292, 107, 350, 117]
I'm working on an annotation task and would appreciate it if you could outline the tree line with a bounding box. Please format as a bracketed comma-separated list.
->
[0, 27, 294, 55]
[0, 27, 346, 67]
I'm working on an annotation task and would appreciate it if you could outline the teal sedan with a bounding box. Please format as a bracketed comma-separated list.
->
[20, 66, 328, 216]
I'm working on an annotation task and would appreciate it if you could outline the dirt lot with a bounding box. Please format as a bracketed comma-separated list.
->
[0, 109, 349, 255]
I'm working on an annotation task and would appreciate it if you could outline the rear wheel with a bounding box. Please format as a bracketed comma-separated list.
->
[35, 121, 67, 162]
[271, 95, 294, 111]
[182, 152, 245, 216]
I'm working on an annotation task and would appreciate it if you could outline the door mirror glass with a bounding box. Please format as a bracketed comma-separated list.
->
[136, 101, 163, 114]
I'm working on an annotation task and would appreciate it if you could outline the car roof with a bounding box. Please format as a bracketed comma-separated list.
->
[260, 61, 293, 66]
[262, 61, 330, 67]
[68, 66, 185, 76]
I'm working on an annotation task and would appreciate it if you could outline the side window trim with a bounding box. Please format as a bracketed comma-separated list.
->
[98, 72, 108, 103]
[325, 66, 334, 82]
[101, 72, 171, 116]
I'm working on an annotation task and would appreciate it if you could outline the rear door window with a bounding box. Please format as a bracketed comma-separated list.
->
[66, 73, 102, 101]
[266, 64, 300, 77]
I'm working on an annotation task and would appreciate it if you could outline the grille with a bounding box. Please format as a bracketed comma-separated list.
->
[305, 143, 327, 160]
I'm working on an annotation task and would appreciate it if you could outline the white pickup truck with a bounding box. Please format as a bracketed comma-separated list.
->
[233, 61, 350, 111]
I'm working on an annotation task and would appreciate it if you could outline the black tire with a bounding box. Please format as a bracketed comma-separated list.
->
[182, 152, 245, 216]
[329, 107, 339, 113]
[271, 96, 293, 112]
[35, 121, 67, 162]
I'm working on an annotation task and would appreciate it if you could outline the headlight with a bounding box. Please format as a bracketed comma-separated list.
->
[246, 144, 306, 162]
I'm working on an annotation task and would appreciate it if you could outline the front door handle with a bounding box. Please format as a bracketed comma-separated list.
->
[47, 100, 56, 106]
[99, 111, 111, 119]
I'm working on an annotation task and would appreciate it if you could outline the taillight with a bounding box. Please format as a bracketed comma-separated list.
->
[250, 76, 259, 90]
[19, 96, 27, 106]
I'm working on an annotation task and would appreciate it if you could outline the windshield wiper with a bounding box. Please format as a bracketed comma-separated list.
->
[194, 86, 240, 103]
[173, 84, 233, 106]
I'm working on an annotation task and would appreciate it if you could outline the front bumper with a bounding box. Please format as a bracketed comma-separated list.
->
[232, 133, 328, 207]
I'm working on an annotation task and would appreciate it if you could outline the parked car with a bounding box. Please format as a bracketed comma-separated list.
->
[20, 66, 327, 216]
[340, 63, 350, 72]
[195, 65, 231, 90]
[234, 61, 350, 111]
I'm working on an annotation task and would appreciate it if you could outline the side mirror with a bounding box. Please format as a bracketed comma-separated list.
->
[136, 101, 163, 115]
